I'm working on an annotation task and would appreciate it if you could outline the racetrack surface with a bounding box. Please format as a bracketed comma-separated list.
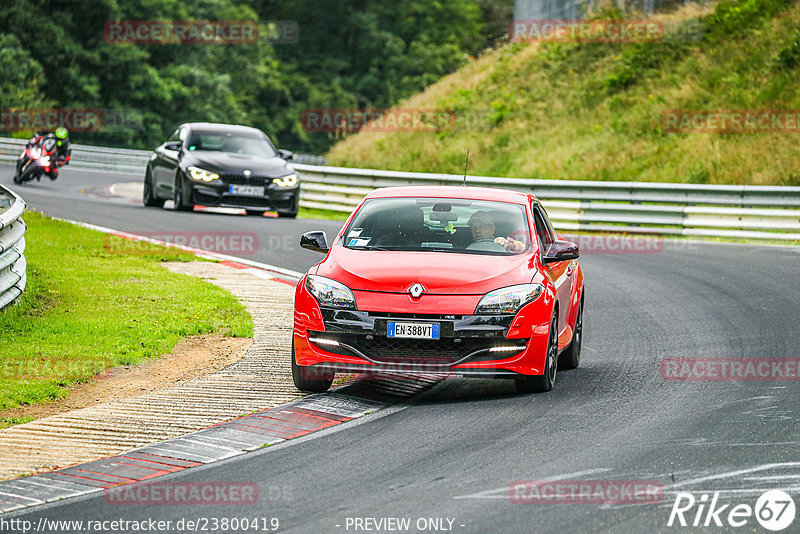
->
[4, 165, 800, 533]
[1, 164, 342, 273]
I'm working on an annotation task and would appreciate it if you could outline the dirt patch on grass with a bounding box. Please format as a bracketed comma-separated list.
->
[0, 335, 252, 423]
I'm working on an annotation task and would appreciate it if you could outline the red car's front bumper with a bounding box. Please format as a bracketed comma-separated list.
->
[293, 276, 556, 378]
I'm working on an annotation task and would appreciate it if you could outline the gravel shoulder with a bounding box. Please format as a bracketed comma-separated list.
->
[0, 261, 300, 480]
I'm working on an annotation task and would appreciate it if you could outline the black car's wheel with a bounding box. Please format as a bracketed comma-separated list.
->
[291, 339, 333, 393]
[143, 169, 164, 208]
[516, 313, 558, 394]
[558, 300, 583, 370]
[173, 173, 194, 212]
[277, 192, 299, 218]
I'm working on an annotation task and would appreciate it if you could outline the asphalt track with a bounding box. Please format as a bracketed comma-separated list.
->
[4, 164, 800, 533]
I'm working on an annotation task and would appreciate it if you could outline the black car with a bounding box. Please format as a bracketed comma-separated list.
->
[143, 122, 299, 217]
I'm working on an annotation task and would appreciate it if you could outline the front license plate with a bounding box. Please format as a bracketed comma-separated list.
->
[387, 321, 440, 340]
[229, 184, 265, 197]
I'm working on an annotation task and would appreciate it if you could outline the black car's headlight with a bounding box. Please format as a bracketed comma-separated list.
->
[475, 284, 543, 314]
[273, 173, 298, 187]
[306, 275, 357, 310]
[188, 166, 220, 182]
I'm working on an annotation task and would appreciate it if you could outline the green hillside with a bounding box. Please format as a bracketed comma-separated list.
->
[327, 0, 800, 185]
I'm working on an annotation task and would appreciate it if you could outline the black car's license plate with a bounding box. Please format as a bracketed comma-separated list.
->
[229, 184, 265, 197]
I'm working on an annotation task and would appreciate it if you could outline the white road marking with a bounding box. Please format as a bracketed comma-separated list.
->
[452, 468, 613, 500]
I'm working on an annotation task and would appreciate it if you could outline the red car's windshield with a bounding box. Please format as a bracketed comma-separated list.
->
[343, 197, 531, 255]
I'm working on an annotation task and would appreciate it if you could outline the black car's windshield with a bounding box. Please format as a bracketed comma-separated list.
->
[343, 197, 531, 255]
[186, 130, 277, 158]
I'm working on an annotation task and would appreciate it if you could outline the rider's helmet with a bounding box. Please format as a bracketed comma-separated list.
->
[55, 127, 68, 148]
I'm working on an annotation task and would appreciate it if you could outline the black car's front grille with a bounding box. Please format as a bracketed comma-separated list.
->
[221, 174, 271, 186]
[194, 191, 272, 208]
[309, 332, 525, 365]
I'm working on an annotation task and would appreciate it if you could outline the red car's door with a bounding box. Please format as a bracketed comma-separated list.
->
[533, 203, 573, 340]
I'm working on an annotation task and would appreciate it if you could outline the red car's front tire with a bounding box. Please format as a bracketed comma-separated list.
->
[558, 301, 582, 371]
[291, 339, 334, 393]
[515, 313, 558, 394]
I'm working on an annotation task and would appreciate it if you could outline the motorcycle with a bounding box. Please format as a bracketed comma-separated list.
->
[13, 135, 60, 184]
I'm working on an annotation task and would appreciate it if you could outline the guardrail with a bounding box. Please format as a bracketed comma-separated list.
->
[0, 137, 150, 175]
[292, 164, 800, 242]
[0, 137, 325, 174]
[1, 136, 798, 241]
[0, 185, 27, 311]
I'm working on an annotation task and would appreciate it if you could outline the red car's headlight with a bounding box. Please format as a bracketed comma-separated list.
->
[306, 275, 357, 310]
[475, 284, 543, 315]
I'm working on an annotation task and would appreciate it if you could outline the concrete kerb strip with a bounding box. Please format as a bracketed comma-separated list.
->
[0, 218, 445, 513]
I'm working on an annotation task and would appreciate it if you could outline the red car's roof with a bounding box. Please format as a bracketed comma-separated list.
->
[364, 185, 538, 204]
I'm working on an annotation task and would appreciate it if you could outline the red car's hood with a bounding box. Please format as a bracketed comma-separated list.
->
[315, 246, 533, 295]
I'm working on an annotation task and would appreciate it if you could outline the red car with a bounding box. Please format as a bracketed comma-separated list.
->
[292, 186, 584, 394]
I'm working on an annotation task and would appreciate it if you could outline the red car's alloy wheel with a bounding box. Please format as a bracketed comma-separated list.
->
[515, 313, 558, 394]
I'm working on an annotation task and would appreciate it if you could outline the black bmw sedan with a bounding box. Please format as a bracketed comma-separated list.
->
[143, 122, 299, 217]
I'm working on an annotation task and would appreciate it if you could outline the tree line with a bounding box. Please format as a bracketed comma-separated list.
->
[0, 0, 511, 153]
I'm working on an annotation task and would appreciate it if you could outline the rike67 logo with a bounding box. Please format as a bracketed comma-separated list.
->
[668, 490, 796, 531]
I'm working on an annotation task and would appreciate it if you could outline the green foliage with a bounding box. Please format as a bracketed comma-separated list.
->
[0, 0, 507, 154]
[774, 30, 800, 69]
[0, 33, 49, 108]
[326, 1, 800, 185]
[604, 40, 690, 94]
[707, 0, 789, 34]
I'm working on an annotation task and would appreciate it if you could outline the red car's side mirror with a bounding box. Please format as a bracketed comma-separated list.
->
[301, 231, 329, 253]
[542, 239, 580, 264]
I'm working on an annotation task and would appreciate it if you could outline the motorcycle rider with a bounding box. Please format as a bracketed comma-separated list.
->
[16, 126, 71, 180]
[53, 126, 72, 169]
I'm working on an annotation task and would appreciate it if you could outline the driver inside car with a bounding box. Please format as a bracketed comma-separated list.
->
[467, 211, 525, 252]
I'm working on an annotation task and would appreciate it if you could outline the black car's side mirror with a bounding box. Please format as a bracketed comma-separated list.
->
[542, 239, 580, 264]
[164, 141, 182, 152]
[301, 231, 329, 253]
[278, 149, 293, 160]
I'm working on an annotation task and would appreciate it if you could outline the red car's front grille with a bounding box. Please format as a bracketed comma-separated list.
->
[361, 337, 484, 363]
[310, 333, 521, 365]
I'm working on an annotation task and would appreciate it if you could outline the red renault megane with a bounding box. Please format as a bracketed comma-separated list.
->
[292, 186, 584, 394]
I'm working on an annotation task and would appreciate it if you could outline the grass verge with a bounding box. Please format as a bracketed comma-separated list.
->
[327, 0, 800, 186]
[0, 210, 253, 414]
[298, 206, 351, 221]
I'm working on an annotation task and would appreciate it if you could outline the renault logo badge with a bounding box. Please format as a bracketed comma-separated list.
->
[408, 283, 425, 298]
